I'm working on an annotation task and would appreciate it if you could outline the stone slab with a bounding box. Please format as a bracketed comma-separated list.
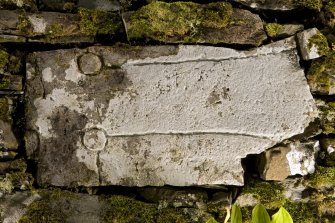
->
[25, 38, 316, 187]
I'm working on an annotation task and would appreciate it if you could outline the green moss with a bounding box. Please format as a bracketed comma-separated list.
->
[127, 1, 233, 43]
[265, 23, 283, 38]
[308, 166, 335, 188]
[157, 208, 192, 223]
[19, 199, 65, 223]
[241, 179, 285, 209]
[6, 172, 33, 190]
[0, 97, 8, 120]
[284, 201, 318, 223]
[0, 49, 9, 71]
[0, 176, 13, 193]
[0, 75, 10, 90]
[102, 195, 157, 222]
[78, 8, 122, 36]
[308, 31, 330, 56]
[317, 101, 335, 134]
[63, 2, 75, 11]
[293, 0, 322, 11]
[17, 12, 32, 35]
[307, 53, 335, 95]
[8, 159, 27, 172]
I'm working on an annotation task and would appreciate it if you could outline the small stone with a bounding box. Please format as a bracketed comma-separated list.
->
[297, 28, 330, 60]
[259, 141, 319, 181]
[276, 24, 304, 39]
[0, 120, 18, 151]
[78, 53, 103, 75]
[235, 194, 258, 207]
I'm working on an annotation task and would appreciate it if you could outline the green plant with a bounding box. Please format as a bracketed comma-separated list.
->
[206, 204, 293, 223]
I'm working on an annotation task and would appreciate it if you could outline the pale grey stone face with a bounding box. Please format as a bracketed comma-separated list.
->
[25, 38, 316, 187]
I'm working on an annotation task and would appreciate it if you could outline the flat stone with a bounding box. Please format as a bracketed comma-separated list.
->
[259, 141, 319, 181]
[0, 35, 26, 43]
[25, 38, 316, 187]
[124, 1, 267, 46]
[0, 10, 122, 44]
[297, 28, 330, 60]
[233, 0, 296, 11]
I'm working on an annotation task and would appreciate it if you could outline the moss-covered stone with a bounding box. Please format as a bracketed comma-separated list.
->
[78, 8, 122, 36]
[318, 138, 335, 167]
[307, 165, 335, 188]
[307, 53, 335, 95]
[0, 97, 9, 120]
[241, 179, 286, 209]
[126, 1, 266, 45]
[317, 101, 335, 134]
[308, 30, 330, 56]
[265, 23, 283, 38]
[102, 195, 157, 222]
[0, 48, 9, 71]
[293, 0, 322, 11]
[284, 201, 319, 223]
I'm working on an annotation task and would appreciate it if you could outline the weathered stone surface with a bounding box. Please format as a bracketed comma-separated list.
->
[276, 24, 304, 39]
[233, 0, 295, 11]
[0, 10, 20, 36]
[78, 0, 120, 11]
[297, 28, 330, 60]
[307, 52, 335, 95]
[26, 38, 316, 187]
[124, 1, 267, 46]
[259, 141, 319, 181]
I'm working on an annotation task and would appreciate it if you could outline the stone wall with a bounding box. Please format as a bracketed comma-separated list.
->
[0, 0, 335, 222]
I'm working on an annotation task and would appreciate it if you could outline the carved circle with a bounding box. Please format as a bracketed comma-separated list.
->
[78, 53, 103, 75]
[82, 128, 107, 151]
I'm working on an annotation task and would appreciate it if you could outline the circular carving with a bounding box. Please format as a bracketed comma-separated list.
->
[78, 53, 103, 75]
[82, 128, 107, 151]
